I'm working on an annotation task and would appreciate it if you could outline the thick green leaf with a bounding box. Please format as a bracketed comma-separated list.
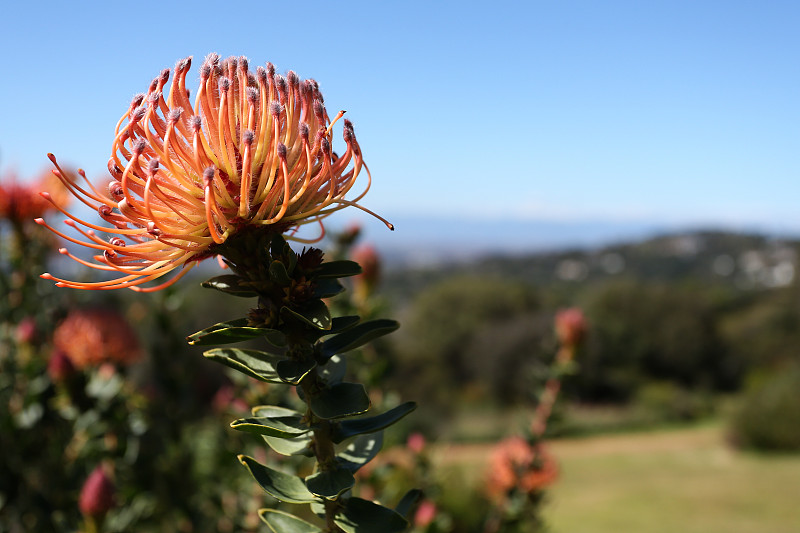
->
[315, 260, 362, 279]
[203, 348, 286, 382]
[230, 415, 309, 438]
[320, 319, 399, 361]
[337, 432, 383, 473]
[308, 316, 360, 342]
[309, 383, 370, 420]
[269, 260, 292, 285]
[264, 434, 313, 456]
[305, 465, 355, 499]
[332, 402, 417, 443]
[317, 354, 347, 385]
[238, 455, 317, 504]
[314, 278, 345, 299]
[281, 300, 332, 331]
[187, 318, 287, 347]
[395, 489, 423, 518]
[251, 405, 298, 416]
[277, 358, 317, 385]
[201, 275, 258, 297]
[334, 498, 408, 533]
[259, 509, 322, 533]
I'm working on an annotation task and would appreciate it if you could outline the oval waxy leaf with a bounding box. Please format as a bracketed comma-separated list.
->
[309, 383, 370, 420]
[281, 301, 332, 331]
[334, 498, 408, 533]
[320, 319, 399, 361]
[203, 348, 286, 382]
[276, 358, 317, 385]
[201, 275, 259, 297]
[305, 465, 355, 500]
[317, 354, 347, 385]
[238, 455, 318, 504]
[230, 415, 309, 438]
[315, 260, 362, 279]
[259, 509, 322, 533]
[337, 432, 383, 473]
[332, 402, 417, 444]
[269, 260, 292, 285]
[313, 278, 345, 299]
[187, 318, 287, 347]
[264, 434, 313, 456]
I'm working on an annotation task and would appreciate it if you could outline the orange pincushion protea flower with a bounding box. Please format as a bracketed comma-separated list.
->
[38, 54, 388, 291]
[485, 436, 558, 503]
[52, 309, 143, 369]
[0, 170, 70, 222]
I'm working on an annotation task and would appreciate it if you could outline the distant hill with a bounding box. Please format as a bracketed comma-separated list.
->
[380, 230, 800, 304]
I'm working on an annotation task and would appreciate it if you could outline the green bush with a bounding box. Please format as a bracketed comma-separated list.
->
[730, 364, 800, 451]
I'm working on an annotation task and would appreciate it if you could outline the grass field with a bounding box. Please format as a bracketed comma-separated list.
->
[432, 423, 800, 532]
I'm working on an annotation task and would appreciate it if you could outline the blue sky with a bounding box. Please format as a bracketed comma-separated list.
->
[2, 1, 798, 238]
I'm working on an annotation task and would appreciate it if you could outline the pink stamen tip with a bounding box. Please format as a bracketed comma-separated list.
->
[40, 192, 51, 199]
[41, 273, 54, 279]
[59, 248, 68, 254]
[34, 218, 45, 225]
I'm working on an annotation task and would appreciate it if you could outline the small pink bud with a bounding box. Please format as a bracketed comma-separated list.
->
[48, 350, 76, 383]
[15, 318, 37, 344]
[79, 465, 115, 518]
[407, 432, 426, 455]
[555, 308, 587, 347]
[351, 244, 381, 287]
[414, 500, 437, 528]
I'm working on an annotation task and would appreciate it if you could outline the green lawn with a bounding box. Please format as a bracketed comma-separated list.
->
[543, 423, 800, 533]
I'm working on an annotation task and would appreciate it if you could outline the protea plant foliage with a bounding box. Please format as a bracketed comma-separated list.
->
[39, 54, 416, 532]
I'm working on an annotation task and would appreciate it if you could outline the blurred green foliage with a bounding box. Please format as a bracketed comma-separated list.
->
[730, 363, 800, 451]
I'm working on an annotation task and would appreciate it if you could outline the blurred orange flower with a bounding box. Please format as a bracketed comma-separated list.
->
[39, 54, 388, 291]
[485, 436, 558, 503]
[0, 170, 70, 222]
[52, 309, 142, 369]
[555, 307, 587, 347]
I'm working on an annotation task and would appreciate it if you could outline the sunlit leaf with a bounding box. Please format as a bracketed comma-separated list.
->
[320, 319, 399, 361]
[281, 301, 332, 331]
[201, 275, 258, 297]
[309, 383, 370, 420]
[187, 318, 286, 347]
[238, 455, 317, 504]
[203, 348, 286, 382]
[305, 465, 355, 499]
[337, 432, 383, 473]
[230, 415, 309, 438]
[334, 498, 408, 533]
[332, 402, 417, 443]
[259, 509, 322, 533]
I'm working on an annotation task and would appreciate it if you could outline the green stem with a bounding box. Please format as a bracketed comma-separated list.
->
[300, 371, 342, 532]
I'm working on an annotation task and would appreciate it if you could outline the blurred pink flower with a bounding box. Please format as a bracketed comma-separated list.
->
[414, 499, 437, 528]
[406, 432, 427, 455]
[79, 465, 115, 518]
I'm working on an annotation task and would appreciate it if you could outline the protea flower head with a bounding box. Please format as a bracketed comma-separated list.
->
[53, 308, 143, 368]
[38, 54, 389, 291]
[0, 170, 70, 222]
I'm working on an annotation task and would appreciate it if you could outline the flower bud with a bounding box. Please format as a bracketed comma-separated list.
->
[79, 465, 115, 518]
[414, 500, 437, 528]
[406, 432, 426, 455]
[48, 350, 76, 383]
[15, 317, 37, 344]
[555, 308, 587, 347]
